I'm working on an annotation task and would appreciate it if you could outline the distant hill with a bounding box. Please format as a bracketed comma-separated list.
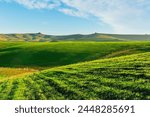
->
[0, 33, 150, 42]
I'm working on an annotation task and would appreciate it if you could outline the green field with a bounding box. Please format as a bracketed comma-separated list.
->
[0, 41, 150, 100]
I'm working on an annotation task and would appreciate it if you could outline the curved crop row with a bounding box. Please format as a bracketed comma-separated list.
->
[0, 52, 150, 100]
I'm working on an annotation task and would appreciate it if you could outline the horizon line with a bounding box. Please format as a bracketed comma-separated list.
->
[0, 32, 150, 36]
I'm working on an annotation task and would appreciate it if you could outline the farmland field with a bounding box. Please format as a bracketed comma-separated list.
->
[0, 41, 150, 100]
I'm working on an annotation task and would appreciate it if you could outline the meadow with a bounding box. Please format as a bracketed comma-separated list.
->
[0, 41, 150, 99]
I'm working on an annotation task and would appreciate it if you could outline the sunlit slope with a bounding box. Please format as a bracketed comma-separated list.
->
[0, 52, 149, 100]
[0, 67, 37, 82]
[1, 42, 150, 68]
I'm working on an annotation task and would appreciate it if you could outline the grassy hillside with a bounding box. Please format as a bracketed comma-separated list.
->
[0, 52, 149, 100]
[0, 41, 150, 72]
[1, 33, 150, 42]
[1, 41, 150, 68]
[0, 41, 150, 100]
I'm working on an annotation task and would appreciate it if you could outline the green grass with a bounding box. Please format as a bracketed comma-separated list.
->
[0, 41, 150, 100]
[0, 51, 150, 100]
[0, 41, 150, 68]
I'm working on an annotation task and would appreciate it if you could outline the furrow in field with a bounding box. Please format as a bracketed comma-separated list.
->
[30, 74, 65, 100]
[0, 80, 13, 99]
[83, 76, 148, 99]
[41, 71, 96, 99]
[22, 77, 46, 100]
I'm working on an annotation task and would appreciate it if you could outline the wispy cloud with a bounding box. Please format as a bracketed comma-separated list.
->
[1, 0, 150, 33]
[15, 0, 61, 9]
[60, 0, 150, 33]
[59, 8, 88, 17]
[1, 0, 61, 9]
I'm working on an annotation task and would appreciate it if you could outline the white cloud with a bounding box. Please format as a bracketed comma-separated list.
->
[1, 0, 150, 33]
[14, 0, 61, 9]
[59, 8, 88, 17]
[59, 0, 150, 33]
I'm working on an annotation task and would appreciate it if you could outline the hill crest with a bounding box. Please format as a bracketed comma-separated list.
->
[1, 33, 150, 42]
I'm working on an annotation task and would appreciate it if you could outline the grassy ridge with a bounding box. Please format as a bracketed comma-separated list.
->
[1, 33, 150, 42]
[0, 52, 150, 100]
[0, 41, 150, 68]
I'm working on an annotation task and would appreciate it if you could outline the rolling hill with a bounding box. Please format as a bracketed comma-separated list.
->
[1, 33, 150, 42]
[0, 41, 150, 99]
[0, 51, 150, 100]
[0, 41, 150, 69]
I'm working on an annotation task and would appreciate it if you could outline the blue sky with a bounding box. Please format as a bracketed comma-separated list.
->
[0, 0, 150, 35]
